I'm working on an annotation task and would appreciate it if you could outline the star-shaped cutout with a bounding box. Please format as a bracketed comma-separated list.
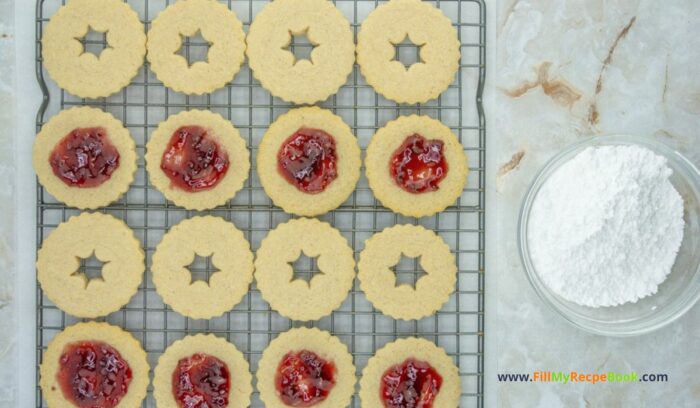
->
[282, 28, 318, 65]
[71, 253, 107, 287]
[187, 253, 220, 285]
[289, 251, 323, 284]
[391, 254, 427, 289]
[177, 30, 212, 67]
[392, 34, 426, 70]
[76, 26, 111, 58]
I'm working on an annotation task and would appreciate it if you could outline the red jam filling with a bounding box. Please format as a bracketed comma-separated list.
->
[380, 359, 443, 408]
[161, 126, 229, 192]
[49, 127, 120, 188]
[275, 350, 336, 407]
[389, 134, 448, 193]
[277, 128, 337, 194]
[57, 340, 132, 408]
[172, 353, 230, 408]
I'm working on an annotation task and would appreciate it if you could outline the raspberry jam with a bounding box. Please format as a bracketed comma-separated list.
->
[161, 126, 229, 192]
[172, 353, 230, 408]
[277, 128, 337, 194]
[380, 359, 443, 408]
[49, 127, 120, 188]
[56, 341, 132, 408]
[389, 134, 448, 193]
[275, 350, 336, 407]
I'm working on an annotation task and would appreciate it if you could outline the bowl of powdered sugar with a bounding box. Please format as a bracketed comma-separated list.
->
[519, 135, 700, 336]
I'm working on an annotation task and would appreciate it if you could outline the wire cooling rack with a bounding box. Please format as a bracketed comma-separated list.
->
[35, 0, 486, 406]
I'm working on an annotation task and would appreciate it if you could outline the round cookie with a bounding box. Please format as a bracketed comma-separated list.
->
[37, 212, 144, 318]
[358, 224, 457, 320]
[154, 334, 253, 408]
[33, 107, 137, 209]
[257, 107, 361, 216]
[246, 0, 355, 104]
[360, 337, 460, 408]
[365, 115, 468, 217]
[146, 110, 250, 210]
[42, 0, 146, 98]
[40, 322, 149, 408]
[147, 0, 246, 95]
[152, 216, 254, 320]
[255, 218, 355, 321]
[257, 328, 355, 408]
[357, 0, 461, 104]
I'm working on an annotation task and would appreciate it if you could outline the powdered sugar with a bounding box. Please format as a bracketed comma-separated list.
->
[528, 144, 685, 307]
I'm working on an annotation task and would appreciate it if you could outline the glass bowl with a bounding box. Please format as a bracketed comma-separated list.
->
[518, 135, 700, 336]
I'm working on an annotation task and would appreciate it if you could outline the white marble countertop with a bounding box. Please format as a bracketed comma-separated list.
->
[3, 0, 699, 407]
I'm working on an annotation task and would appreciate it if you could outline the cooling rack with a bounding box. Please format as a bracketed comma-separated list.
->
[35, 0, 486, 406]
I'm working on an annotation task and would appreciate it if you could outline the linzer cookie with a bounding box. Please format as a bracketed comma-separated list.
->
[357, 0, 460, 104]
[40, 322, 150, 408]
[33, 107, 137, 209]
[257, 328, 355, 408]
[151, 216, 255, 320]
[358, 224, 457, 320]
[246, 0, 354, 104]
[360, 337, 461, 408]
[145, 110, 249, 210]
[147, 0, 246, 95]
[154, 334, 253, 408]
[257, 107, 361, 216]
[42, 0, 146, 98]
[365, 115, 468, 217]
[36, 212, 145, 318]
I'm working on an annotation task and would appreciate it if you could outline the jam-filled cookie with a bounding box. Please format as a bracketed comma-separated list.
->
[360, 338, 460, 408]
[357, 0, 460, 104]
[33, 107, 137, 209]
[42, 0, 146, 98]
[37, 212, 144, 318]
[246, 0, 354, 104]
[151, 216, 255, 320]
[257, 328, 355, 408]
[154, 334, 253, 408]
[40, 322, 150, 408]
[257, 107, 361, 216]
[365, 115, 468, 217]
[358, 224, 457, 320]
[254, 218, 355, 321]
[145, 110, 249, 210]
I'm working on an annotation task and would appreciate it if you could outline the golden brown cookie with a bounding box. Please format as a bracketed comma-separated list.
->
[255, 218, 355, 321]
[40, 322, 149, 408]
[365, 115, 468, 217]
[37, 212, 144, 318]
[147, 0, 246, 95]
[246, 0, 354, 104]
[33, 107, 137, 209]
[152, 216, 254, 320]
[357, 0, 461, 104]
[257, 107, 361, 216]
[153, 334, 253, 408]
[360, 337, 460, 408]
[358, 224, 457, 320]
[145, 110, 250, 210]
[257, 328, 355, 408]
[42, 0, 146, 98]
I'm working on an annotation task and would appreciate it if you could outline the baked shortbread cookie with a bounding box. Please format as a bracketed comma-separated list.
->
[40, 322, 149, 408]
[257, 107, 361, 216]
[154, 334, 253, 408]
[255, 218, 355, 321]
[43, 0, 146, 98]
[357, 0, 461, 104]
[358, 224, 457, 320]
[257, 328, 355, 408]
[146, 110, 249, 210]
[360, 338, 460, 408]
[152, 216, 255, 320]
[37, 212, 144, 318]
[147, 0, 246, 95]
[246, 0, 354, 104]
[365, 115, 468, 217]
[33, 107, 137, 209]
